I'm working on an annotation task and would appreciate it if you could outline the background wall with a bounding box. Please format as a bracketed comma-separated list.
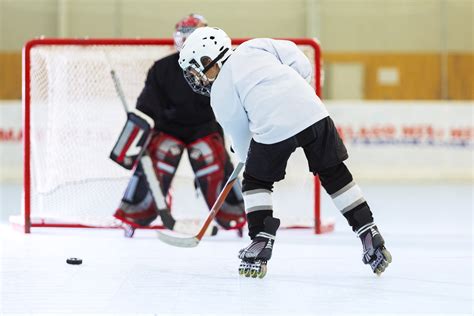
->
[0, 0, 473, 100]
[1, 99, 472, 183]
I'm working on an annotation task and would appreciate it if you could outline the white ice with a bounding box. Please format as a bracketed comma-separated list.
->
[0, 183, 472, 315]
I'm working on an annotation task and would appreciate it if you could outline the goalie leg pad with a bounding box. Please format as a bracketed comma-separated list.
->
[223, 156, 244, 204]
[216, 199, 246, 230]
[114, 163, 159, 227]
[219, 156, 246, 229]
[187, 133, 246, 230]
[114, 191, 159, 227]
[122, 163, 149, 203]
[148, 132, 185, 197]
[114, 131, 184, 228]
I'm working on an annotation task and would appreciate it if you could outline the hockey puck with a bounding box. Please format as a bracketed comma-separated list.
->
[66, 258, 82, 265]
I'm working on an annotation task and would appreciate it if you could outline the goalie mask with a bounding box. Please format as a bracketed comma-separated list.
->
[173, 14, 208, 52]
[178, 27, 232, 96]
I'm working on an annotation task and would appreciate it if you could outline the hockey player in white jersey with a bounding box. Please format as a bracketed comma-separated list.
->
[178, 27, 391, 278]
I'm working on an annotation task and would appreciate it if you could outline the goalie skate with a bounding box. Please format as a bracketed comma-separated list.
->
[238, 217, 280, 278]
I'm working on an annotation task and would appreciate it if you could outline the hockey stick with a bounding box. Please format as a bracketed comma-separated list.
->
[104, 53, 218, 236]
[157, 162, 244, 248]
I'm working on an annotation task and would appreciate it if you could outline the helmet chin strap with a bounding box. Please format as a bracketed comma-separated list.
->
[202, 48, 230, 74]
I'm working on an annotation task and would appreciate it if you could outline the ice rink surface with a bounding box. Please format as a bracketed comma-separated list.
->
[0, 183, 472, 315]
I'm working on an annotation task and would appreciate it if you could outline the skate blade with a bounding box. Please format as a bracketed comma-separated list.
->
[257, 264, 267, 278]
[239, 261, 267, 279]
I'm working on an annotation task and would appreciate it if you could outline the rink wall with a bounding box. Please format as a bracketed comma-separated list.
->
[0, 100, 472, 183]
[0, 101, 22, 183]
[327, 101, 473, 182]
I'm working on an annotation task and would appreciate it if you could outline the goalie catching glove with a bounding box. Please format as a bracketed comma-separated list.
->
[110, 109, 154, 170]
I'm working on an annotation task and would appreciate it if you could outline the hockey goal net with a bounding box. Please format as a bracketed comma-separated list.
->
[12, 38, 334, 234]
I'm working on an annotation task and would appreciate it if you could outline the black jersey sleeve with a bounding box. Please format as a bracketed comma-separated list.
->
[136, 63, 162, 125]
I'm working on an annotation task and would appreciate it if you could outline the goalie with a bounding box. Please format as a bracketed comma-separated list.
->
[112, 14, 246, 234]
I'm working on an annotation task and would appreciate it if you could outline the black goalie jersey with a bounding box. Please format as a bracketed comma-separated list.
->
[136, 52, 221, 142]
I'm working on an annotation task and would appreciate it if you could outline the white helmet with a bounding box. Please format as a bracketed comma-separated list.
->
[178, 27, 232, 96]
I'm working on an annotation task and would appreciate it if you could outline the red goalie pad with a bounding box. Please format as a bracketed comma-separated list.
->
[148, 132, 186, 198]
[187, 133, 246, 230]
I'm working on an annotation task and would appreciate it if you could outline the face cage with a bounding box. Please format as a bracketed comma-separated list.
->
[183, 65, 212, 97]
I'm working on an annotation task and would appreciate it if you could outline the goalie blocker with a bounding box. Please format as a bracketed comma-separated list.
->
[110, 109, 154, 170]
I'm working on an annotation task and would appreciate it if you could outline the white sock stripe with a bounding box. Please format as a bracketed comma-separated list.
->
[256, 232, 275, 240]
[246, 205, 273, 213]
[257, 232, 275, 238]
[357, 222, 375, 233]
[157, 161, 176, 174]
[195, 164, 219, 177]
[340, 198, 366, 214]
[332, 183, 365, 213]
[243, 189, 272, 196]
[244, 190, 272, 212]
[356, 222, 375, 236]
[331, 181, 356, 199]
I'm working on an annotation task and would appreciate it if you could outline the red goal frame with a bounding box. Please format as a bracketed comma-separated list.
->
[17, 37, 333, 235]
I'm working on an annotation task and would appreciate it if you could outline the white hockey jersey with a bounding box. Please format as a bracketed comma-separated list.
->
[210, 38, 329, 162]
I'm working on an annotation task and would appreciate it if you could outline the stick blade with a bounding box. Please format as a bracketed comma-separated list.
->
[156, 231, 200, 248]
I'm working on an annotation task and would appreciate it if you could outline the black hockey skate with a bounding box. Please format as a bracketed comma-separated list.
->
[357, 223, 392, 275]
[238, 216, 280, 278]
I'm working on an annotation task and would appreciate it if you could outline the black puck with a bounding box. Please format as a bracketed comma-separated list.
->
[66, 257, 82, 265]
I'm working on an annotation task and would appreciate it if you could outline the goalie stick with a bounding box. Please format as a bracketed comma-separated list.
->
[157, 162, 244, 248]
[105, 53, 218, 237]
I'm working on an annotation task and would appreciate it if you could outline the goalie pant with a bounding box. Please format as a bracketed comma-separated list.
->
[115, 131, 246, 230]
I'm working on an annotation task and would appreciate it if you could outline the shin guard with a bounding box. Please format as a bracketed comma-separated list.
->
[188, 133, 246, 229]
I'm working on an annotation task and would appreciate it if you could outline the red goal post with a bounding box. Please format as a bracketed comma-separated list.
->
[13, 37, 334, 235]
